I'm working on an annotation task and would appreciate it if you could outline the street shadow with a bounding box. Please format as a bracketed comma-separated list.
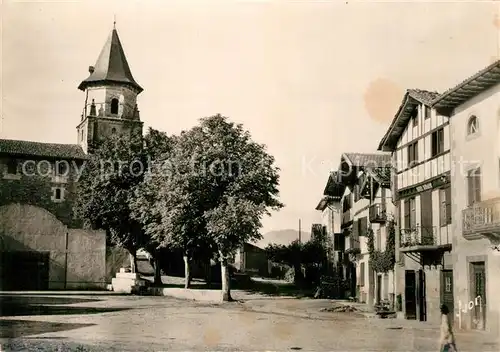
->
[234, 278, 314, 298]
[0, 319, 95, 338]
[0, 295, 129, 317]
[1, 304, 130, 317]
[0, 295, 103, 306]
[143, 275, 222, 290]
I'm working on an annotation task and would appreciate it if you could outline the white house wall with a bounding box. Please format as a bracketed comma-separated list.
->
[450, 82, 500, 333]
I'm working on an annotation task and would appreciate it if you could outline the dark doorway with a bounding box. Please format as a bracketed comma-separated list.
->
[470, 262, 486, 330]
[405, 270, 417, 319]
[376, 274, 382, 304]
[441, 270, 454, 323]
[417, 269, 427, 321]
[349, 262, 357, 299]
[0, 251, 50, 290]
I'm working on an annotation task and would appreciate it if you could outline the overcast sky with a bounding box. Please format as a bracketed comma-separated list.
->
[1, 0, 499, 235]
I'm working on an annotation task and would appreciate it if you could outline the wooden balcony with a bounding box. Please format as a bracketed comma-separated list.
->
[369, 203, 387, 223]
[399, 226, 452, 253]
[341, 209, 352, 228]
[462, 197, 500, 242]
[345, 236, 360, 258]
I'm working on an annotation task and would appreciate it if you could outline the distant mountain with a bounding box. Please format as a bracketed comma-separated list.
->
[256, 229, 311, 248]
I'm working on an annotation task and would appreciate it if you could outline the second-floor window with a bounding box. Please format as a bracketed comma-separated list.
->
[431, 128, 444, 157]
[467, 167, 481, 206]
[407, 141, 418, 167]
[439, 187, 452, 226]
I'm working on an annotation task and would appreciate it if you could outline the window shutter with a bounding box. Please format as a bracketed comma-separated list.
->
[445, 187, 452, 224]
[439, 189, 446, 227]
[410, 198, 417, 229]
[404, 199, 410, 229]
[467, 171, 474, 206]
[414, 142, 419, 162]
[475, 168, 481, 203]
[352, 220, 359, 247]
[363, 217, 368, 235]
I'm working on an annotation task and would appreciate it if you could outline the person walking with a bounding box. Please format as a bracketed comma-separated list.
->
[439, 304, 458, 352]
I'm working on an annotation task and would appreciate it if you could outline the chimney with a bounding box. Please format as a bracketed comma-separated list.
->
[88, 66, 95, 74]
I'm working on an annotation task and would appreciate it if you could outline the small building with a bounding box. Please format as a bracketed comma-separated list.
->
[0, 141, 106, 289]
[433, 59, 500, 334]
[232, 242, 269, 277]
[378, 88, 453, 325]
[316, 172, 344, 276]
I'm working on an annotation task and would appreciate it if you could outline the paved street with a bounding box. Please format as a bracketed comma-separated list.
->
[0, 292, 498, 351]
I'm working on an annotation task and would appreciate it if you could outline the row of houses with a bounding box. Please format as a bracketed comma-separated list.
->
[314, 59, 500, 334]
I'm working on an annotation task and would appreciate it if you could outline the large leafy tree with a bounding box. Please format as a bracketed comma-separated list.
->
[176, 114, 283, 301]
[130, 130, 217, 288]
[136, 128, 177, 284]
[74, 133, 147, 273]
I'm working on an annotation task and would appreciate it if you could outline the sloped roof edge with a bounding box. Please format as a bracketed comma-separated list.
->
[432, 59, 500, 111]
[377, 89, 440, 152]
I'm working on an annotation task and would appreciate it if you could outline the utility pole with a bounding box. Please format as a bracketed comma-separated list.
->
[298, 218, 302, 243]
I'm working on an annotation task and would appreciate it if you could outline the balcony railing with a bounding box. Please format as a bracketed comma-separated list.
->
[399, 225, 451, 251]
[462, 197, 500, 237]
[369, 203, 387, 223]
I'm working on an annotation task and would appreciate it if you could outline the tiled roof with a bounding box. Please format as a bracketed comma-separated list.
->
[367, 166, 391, 185]
[342, 152, 392, 168]
[323, 171, 345, 198]
[78, 29, 142, 93]
[407, 89, 440, 105]
[378, 89, 440, 152]
[315, 196, 329, 211]
[0, 139, 87, 160]
[432, 59, 500, 110]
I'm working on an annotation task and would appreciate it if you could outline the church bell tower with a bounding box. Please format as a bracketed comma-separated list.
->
[76, 25, 143, 154]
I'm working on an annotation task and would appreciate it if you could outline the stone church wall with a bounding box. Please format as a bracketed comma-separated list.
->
[0, 157, 107, 289]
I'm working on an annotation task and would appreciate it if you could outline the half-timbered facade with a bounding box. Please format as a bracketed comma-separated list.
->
[359, 165, 396, 307]
[378, 89, 453, 325]
[336, 152, 392, 305]
[433, 59, 500, 334]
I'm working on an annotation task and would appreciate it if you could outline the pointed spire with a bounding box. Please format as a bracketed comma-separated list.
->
[78, 27, 142, 93]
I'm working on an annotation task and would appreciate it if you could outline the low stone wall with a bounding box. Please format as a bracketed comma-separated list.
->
[149, 287, 222, 303]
